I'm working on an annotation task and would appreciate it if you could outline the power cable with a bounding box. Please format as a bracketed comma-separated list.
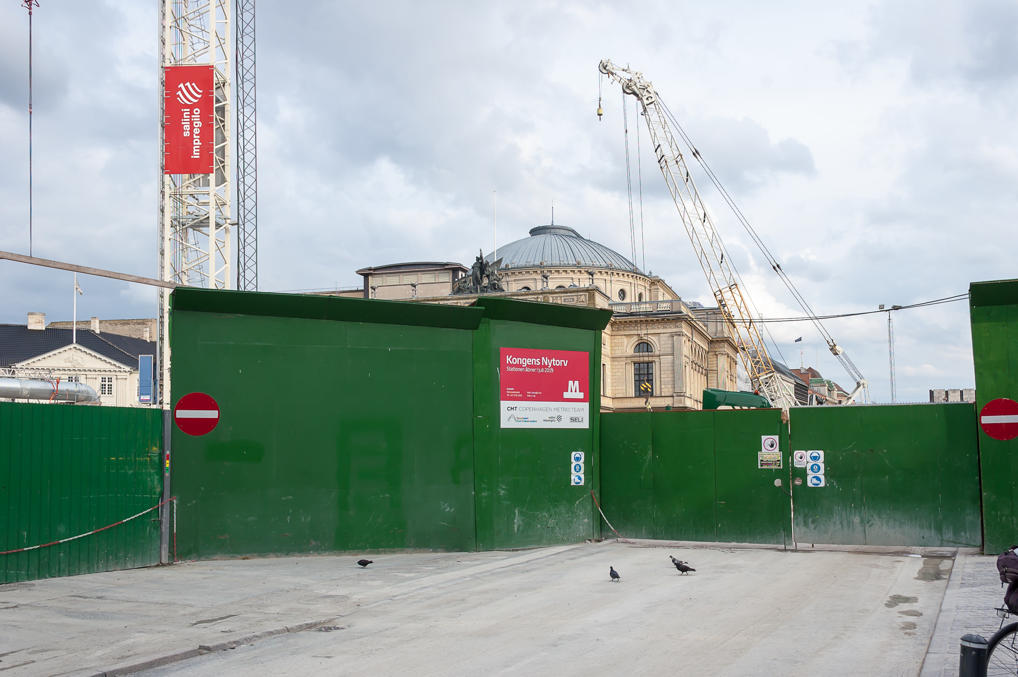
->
[728, 293, 969, 324]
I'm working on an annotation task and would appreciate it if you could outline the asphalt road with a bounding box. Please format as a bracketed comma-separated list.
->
[0, 541, 999, 676]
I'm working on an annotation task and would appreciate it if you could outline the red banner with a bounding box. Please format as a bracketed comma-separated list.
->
[499, 348, 589, 429]
[163, 65, 214, 174]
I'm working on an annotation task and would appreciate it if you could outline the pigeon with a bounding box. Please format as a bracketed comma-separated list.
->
[609, 566, 621, 582]
[671, 557, 695, 575]
[357, 559, 373, 567]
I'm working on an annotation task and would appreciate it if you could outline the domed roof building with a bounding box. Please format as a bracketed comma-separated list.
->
[342, 222, 740, 411]
[489, 225, 640, 273]
[483, 224, 668, 305]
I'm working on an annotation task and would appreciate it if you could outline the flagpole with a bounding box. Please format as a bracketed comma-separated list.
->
[73, 273, 77, 344]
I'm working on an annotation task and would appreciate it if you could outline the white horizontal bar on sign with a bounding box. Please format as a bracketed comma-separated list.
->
[175, 409, 219, 419]
[982, 415, 1018, 424]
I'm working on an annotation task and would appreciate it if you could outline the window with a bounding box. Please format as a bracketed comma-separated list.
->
[638, 292, 644, 302]
[100, 377, 113, 396]
[634, 341, 653, 354]
[634, 362, 654, 396]
[618, 288, 627, 301]
[518, 286, 531, 291]
[66, 375, 80, 383]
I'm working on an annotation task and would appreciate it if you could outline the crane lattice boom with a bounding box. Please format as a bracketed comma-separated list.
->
[599, 59, 798, 408]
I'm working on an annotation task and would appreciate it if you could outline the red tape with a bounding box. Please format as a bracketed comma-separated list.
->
[1, 496, 177, 556]
[590, 489, 622, 539]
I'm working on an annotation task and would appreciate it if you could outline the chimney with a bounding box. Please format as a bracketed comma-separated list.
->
[91, 317, 100, 334]
[27, 312, 45, 330]
[143, 326, 151, 341]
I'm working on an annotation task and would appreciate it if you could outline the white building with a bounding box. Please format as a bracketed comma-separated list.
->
[0, 313, 156, 407]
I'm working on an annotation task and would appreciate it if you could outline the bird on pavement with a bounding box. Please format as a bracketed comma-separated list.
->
[357, 559, 373, 567]
[610, 566, 621, 582]
[671, 558, 695, 575]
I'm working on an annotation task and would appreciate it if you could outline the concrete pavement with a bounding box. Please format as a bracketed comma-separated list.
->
[0, 541, 1007, 676]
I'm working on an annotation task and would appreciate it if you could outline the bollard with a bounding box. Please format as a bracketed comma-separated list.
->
[959, 633, 987, 677]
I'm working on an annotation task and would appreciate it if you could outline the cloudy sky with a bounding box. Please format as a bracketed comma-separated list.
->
[0, 1, 1014, 403]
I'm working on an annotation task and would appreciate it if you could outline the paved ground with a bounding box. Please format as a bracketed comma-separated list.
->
[921, 550, 1011, 676]
[0, 541, 1007, 676]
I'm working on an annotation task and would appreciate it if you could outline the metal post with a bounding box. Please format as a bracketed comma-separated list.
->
[959, 633, 988, 677]
[160, 408, 172, 564]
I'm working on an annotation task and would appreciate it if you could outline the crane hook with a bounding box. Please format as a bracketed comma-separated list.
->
[597, 96, 603, 120]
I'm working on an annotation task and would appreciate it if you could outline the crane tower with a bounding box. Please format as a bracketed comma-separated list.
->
[158, 0, 232, 404]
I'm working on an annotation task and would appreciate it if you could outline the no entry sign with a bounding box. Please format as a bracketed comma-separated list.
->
[980, 398, 1018, 441]
[174, 392, 220, 436]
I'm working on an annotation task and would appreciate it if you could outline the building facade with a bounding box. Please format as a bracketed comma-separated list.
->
[335, 224, 741, 411]
[0, 313, 156, 408]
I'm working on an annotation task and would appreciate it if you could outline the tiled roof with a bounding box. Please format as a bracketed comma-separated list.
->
[0, 325, 156, 369]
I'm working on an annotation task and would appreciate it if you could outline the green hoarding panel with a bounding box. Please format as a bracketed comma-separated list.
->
[600, 409, 790, 545]
[712, 409, 791, 545]
[0, 403, 163, 584]
[788, 404, 981, 547]
[970, 279, 1018, 553]
[471, 317, 602, 550]
[599, 412, 656, 537]
[171, 309, 477, 558]
[646, 411, 717, 541]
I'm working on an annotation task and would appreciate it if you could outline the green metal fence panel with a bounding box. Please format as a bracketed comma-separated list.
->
[970, 279, 1018, 553]
[652, 412, 718, 541]
[601, 409, 790, 544]
[171, 306, 478, 559]
[712, 409, 792, 545]
[0, 402, 163, 584]
[788, 404, 981, 547]
[471, 317, 603, 550]
[599, 412, 656, 537]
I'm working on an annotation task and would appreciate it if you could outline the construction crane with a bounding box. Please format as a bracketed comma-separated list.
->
[598, 59, 868, 406]
[235, 0, 258, 291]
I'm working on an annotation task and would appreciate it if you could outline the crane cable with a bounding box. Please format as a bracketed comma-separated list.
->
[621, 91, 638, 265]
[635, 102, 647, 272]
[659, 98, 834, 339]
[657, 97, 860, 378]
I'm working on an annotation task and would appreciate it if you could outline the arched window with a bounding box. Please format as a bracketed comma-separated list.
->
[638, 292, 644, 302]
[634, 341, 653, 353]
[555, 285, 566, 290]
[518, 286, 531, 291]
[634, 362, 654, 396]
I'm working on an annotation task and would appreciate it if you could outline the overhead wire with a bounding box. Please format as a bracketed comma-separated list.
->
[728, 293, 969, 324]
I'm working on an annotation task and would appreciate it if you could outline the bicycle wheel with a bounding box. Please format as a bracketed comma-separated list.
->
[987, 622, 1018, 676]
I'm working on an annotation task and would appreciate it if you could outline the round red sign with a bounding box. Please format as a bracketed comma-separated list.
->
[174, 392, 220, 436]
[979, 397, 1018, 441]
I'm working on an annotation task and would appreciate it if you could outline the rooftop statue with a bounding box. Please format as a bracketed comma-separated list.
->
[453, 250, 504, 295]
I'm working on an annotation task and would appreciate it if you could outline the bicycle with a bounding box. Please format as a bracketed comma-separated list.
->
[985, 606, 1018, 676]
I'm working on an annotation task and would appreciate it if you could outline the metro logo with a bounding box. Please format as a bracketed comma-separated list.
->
[563, 380, 584, 399]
